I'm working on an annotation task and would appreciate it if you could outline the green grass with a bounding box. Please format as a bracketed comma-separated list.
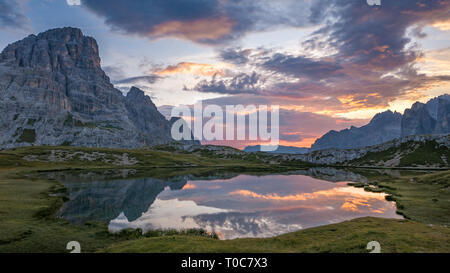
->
[0, 145, 310, 175]
[100, 169, 450, 253]
[0, 146, 449, 253]
[374, 170, 450, 225]
[101, 217, 450, 253]
[349, 146, 398, 165]
[400, 141, 450, 167]
[0, 169, 217, 253]
[348, 140, 450, 167]
[0, 170, 123, 253]
[0, 145, 308, 253]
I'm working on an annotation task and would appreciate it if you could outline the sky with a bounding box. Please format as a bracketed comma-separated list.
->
[0, 0, 450, 148]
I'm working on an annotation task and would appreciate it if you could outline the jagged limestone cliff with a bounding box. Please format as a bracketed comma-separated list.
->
[311, 110, 402, 151]
[0, 27, 175, 148]
[311, 95, 450, 151]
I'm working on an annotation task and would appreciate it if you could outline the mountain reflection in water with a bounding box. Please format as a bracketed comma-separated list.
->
[55, 168, 403, 239]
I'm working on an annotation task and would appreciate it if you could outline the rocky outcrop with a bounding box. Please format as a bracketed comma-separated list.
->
[311, 95, 450, 151]
[125, 86, 171, 139]
[0, 27, 174, 149]
[244, 145, 309, 154]
[436, 98, 450, 133]
[285, 134, 450, 165]
[401, 102, 437, 136]
[298, 167, 369, 183]
[402, 95, 450, 136]
[311, 110, 402, 151]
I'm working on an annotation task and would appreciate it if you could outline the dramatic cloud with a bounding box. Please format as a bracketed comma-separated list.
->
[113, 75, 161, 85]
[150, 16, 234, 42]
[188, 0, 450, 113]
[154, 62, 229, 77]
[432, 19, 450, 31]
[103, 65, 161, 86]
[263, 53, 342, 80]
[0, 0, 30, 30]
[200, 106, 368, 148]
[81, 0, 314, 44]
[190, 72, 263, 95]
[219, 47, 252, 65]
[190, 95, 369, 148]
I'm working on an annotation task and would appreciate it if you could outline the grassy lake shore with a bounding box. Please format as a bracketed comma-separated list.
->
[0, 146, 449, 253]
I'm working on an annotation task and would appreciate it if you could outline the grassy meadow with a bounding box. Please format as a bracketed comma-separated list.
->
[0, 146, 449, 253]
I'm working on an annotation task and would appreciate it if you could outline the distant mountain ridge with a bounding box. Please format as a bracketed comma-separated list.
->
[280, 134, 450, 167]
[244, 145, 309, 154]
[311, 95, 450, 151]
[402, 95, 450, 137]
[0, 27, 184, 149]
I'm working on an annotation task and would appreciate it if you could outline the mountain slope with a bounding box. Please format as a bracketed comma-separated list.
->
[244, 145, 309, 154]
[311, 95, 450, 151]
[347, 137, 450, 168]
[311, 110, 402, 151]
[0, 27, 173, 148]
[402, 95, 450, 136]
[281, 134, 450, 168]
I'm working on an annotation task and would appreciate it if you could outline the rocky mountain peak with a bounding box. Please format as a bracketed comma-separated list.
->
[401, 101, 438, 137]
[0, 28, 174, 149]
[311, 109, 402, 151]
[411, 101, 426, 110]
[371, 110, 401, 123]
[0, 27, 102, 73]
[312, 95, 449, 151]
[425, 94, 450, 120]
[126, 86, 157, 110]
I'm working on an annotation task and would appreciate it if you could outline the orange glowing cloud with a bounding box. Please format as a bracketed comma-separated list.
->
[230, 187, 388, 213]
[341, 198, 370, 212]
[337, 93, 383, 108]
[151, 17, 234, 42]
[278, 139, 317, 148]
[431, 20, 450, 31]
[154, 62, 230, 77]
[230, 189, 309, 201]
[340, 198, 386, 214]
[230, 187, 386, 201]
[183, 183, 197, 190]
[418, 48, 450, 76]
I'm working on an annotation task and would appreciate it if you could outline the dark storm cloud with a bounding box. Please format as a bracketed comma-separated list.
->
[307, 0, 450, 69]
[264, 0, 450, 80]
[0, 0, 30, 29]
[263, 53, 342, 80]
[81, 0, 314, 44]
[196, 0, 450, 109]
[219, 47, 252, 65]
[113, 75, 161, 85]
[190, 72, 262, 94]
[87, 0, 450, 109]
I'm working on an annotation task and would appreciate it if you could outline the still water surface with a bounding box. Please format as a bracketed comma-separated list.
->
[57, 170, 401, 239]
